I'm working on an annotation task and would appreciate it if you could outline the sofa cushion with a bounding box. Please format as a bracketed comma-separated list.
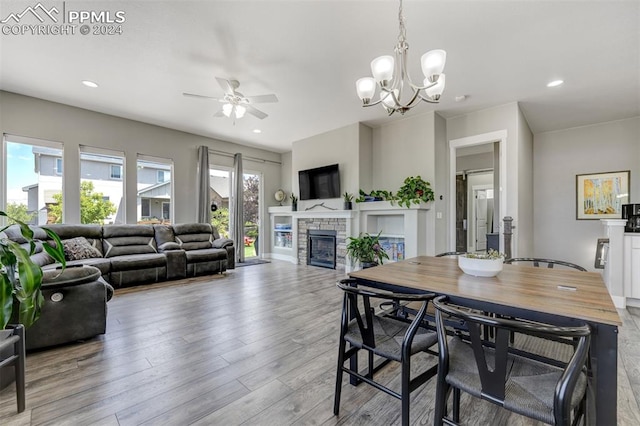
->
[62, 237, 103, 261]
[45, 224, 104, 255]
[184, 248, 228, 263]
[109, 253, 166, 272]
[102, 225, 157, 258]
[173, 223, 215, 251]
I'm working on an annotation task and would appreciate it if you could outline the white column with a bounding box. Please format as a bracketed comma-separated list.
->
[601, 219, 627, 308]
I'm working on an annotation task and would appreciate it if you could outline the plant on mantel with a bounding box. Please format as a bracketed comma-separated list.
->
[355, 175, 434, 208]
[395, 176, 434, 208]
[0, 212, 66, 329]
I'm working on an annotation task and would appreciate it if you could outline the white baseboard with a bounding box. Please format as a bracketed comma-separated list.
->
[264, 253, 297, 264]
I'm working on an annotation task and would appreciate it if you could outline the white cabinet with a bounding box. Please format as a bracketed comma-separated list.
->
[358, 201, 430, 260]
[267, 207, 296, 263]
[625, 235, 640, 299]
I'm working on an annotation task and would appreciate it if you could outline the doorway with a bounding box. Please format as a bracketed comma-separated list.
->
[449, 130, 507, 253]
[209, 167, 261, 259]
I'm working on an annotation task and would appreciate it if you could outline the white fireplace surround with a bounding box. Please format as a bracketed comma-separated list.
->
[267, 203, 431, 272]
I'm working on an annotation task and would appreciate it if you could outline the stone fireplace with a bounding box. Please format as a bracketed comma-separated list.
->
[307, 229, 337, 269]
[297, 216, 348, 271]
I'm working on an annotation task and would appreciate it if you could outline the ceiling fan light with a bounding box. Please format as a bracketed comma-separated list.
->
[425, 73, 445, 100]
[421, 49, 446, 82]
[235, 105, 246, 119]
[222, 103, 233, 117]
[356, 77, 376, 103]
[371, 55, 394, 86]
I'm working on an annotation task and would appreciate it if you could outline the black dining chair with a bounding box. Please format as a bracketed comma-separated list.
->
[432, 295, 591, 426]
[0, 324, 26, 413]
[334, 279, 438, 426]
[504, 258, 587, 271]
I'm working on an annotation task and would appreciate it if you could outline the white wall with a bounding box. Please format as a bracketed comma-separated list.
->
[372, 112, 436, 255]
[291, 123, 366, 211]
[434, 113, 448, 253]
[445, 102, 532, 256]
[0, 91, 283, 249]
[534, 116, 640, 270]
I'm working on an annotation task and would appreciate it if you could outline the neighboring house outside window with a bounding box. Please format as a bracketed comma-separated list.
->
[141, 198, 150, 217]
[55, 158, 63, 175]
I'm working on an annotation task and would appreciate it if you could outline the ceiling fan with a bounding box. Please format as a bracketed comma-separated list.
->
[183, 77, 278, 120]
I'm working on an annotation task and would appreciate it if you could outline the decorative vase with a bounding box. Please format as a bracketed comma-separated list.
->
[361, 261, 379, 269]
[344, 201, 352, 210]
[292, 202, 297, 212]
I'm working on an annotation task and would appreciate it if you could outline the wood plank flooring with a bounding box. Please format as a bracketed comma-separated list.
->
[1, 261, 639, 425]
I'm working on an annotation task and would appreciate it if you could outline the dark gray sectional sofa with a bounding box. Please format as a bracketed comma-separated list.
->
[0, 222, 234, 350]
[4, 222, 235, 288]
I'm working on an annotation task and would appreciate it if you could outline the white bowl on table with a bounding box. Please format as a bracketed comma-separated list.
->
[458, 255, 504, 277]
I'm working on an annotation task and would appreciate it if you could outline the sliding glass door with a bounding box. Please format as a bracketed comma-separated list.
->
[209, 167, 261, 259]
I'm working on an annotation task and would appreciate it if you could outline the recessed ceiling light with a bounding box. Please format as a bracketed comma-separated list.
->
[82, 80, 99, 88]
[547, 80, 564, 88]
[253, 129, 262, 134]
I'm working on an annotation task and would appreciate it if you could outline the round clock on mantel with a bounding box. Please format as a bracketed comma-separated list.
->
[274, 189, 286, 205]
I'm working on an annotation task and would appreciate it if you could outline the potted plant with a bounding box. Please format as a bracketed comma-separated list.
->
[458, 249, 505, 277]
[355, 189, 395, 203]
[290, 193, 298, 211]
[346, 231, 389, 268]
[0, 212, 66, 330]
[395, 176, 434, 208]
[343, 192, 353, 210]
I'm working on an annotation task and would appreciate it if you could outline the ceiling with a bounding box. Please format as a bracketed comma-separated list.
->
[1, 1, 638, 153]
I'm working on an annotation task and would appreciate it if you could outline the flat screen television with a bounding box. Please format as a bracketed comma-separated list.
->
[298, 164, 340, 200]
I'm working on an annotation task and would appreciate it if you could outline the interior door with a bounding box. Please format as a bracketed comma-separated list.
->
[475, 190, 487, 251]
[455, 175, 467, 252]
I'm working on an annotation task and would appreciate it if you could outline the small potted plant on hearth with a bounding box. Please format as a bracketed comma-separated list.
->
[346, 231, 389, 269]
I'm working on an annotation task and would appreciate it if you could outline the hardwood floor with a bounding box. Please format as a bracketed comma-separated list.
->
[1, 261, 639, 425]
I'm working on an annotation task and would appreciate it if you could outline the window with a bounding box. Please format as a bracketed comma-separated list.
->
[80, 147, 125, 224]
[137, 155, 173, 224]
[110, 165, 122, 179]
[141, 198, 150, 217]
[157, 170, 170, 183]
[3, 135, 64, 225]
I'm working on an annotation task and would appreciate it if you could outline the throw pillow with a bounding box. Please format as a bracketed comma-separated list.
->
[62, 237, 102, 261]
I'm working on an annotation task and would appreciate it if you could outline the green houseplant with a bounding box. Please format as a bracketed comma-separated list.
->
[0, 212, 66, 329]
[395, 176, 434, 208]
[290, 193, 298, 211]
[346, 231, 389, 268]
[343, 192, 353, 210]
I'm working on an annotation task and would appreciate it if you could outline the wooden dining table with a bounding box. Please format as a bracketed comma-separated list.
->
[349, 255, 622, 426]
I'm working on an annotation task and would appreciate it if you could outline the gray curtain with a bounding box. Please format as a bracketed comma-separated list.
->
[231, 153, 244, 263]
[196, 146, 210, 223]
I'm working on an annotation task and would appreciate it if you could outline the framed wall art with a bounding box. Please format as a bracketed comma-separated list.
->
[576, 170, 630, 220]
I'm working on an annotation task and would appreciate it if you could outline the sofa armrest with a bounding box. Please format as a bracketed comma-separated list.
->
[212, 238, 234, 249]
[157, 241, 181, 252]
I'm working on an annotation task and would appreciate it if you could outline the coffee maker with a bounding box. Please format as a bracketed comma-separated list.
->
[622, 204, 640, 232]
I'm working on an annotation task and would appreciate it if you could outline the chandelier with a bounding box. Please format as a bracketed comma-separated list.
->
[355, 0, 447, 115]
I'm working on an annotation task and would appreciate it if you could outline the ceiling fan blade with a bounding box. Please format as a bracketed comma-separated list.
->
[183, 92, 221, 101]
[213, 109, 226, 118]
[246, 94, 279, 104]
[246, 104, 268, 120]
[215, 77, 235, 95]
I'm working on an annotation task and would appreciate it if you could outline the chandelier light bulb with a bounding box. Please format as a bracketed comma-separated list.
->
[371, 55, 394, 86]
[425, 73, 446, 100]
[421, 49, 447, 82]
[381, 89, 399, 108]
[356, 77, 376, 103]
